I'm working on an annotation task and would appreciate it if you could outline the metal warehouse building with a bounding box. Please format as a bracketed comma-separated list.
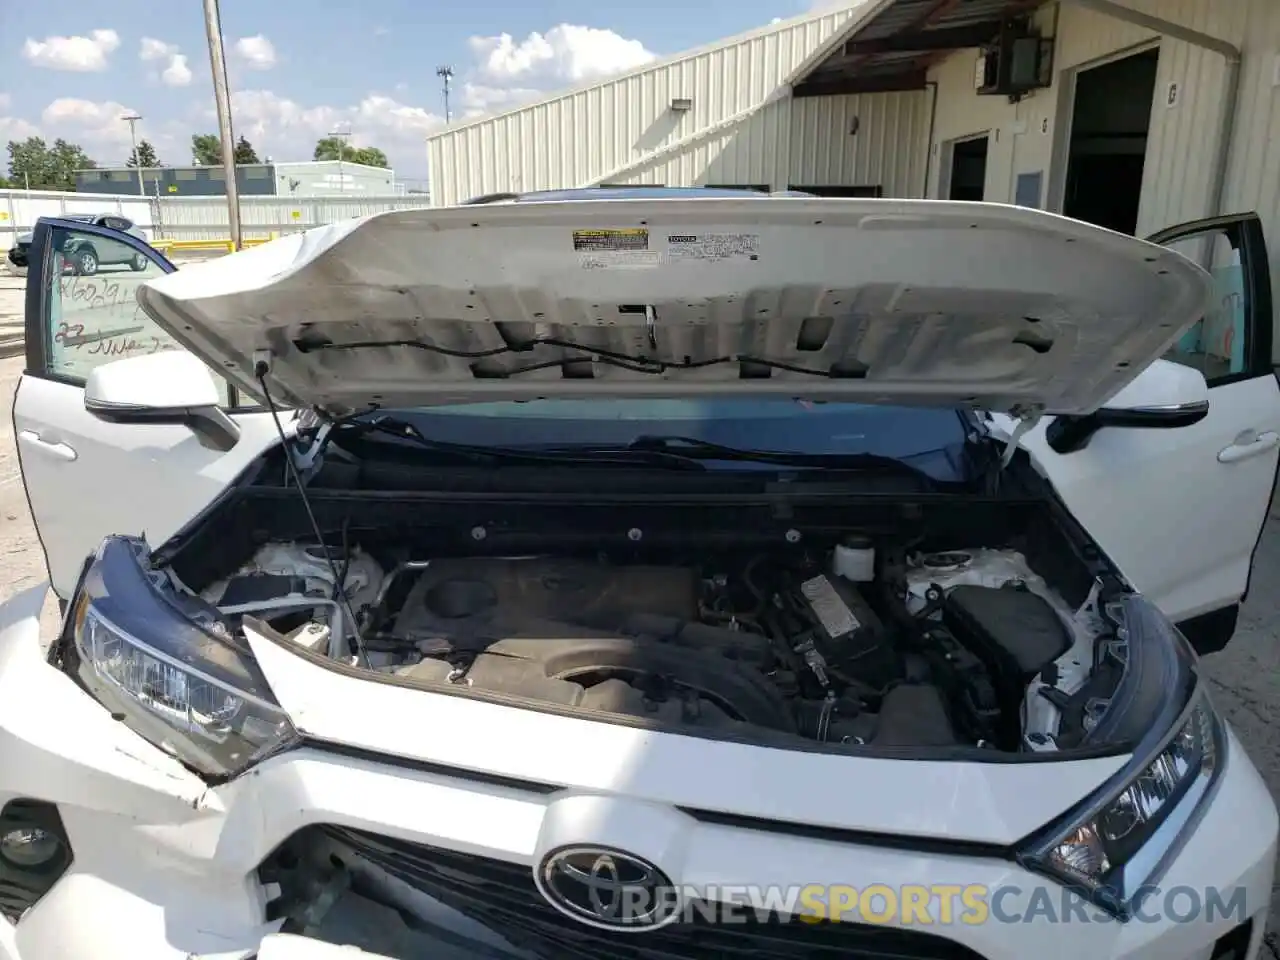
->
[76, 160, 397, 198]
[426, 0, 1280, 297]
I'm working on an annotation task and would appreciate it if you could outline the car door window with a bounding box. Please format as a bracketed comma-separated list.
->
[1149, 215, 1273, 386]
[30, 223, 233, 405]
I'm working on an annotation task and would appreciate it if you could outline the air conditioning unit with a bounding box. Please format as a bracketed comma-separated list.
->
[975, 22, 1054, 99]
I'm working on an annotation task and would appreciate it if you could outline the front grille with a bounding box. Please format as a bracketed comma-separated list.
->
[325, 826, 985, 960]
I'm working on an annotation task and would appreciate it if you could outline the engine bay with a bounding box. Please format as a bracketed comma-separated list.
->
[185, 535, 1119, 753]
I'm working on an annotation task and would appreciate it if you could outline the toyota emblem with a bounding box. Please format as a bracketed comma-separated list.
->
[536, 846, 680, 931]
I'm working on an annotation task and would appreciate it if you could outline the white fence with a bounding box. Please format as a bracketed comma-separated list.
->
[152, 195, 436, 241]
[0, 189, 156, 249]
[0, 189, 437, 249]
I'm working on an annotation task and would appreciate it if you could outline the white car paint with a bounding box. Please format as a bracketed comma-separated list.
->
[2, 203, 1278, 960]
[990, 361, 1280, 623]
[134, 198, 1211, 416]
[12, 374, 286, 598]
[243, 620, 1128, 844]
[0, 583, 1274, 960]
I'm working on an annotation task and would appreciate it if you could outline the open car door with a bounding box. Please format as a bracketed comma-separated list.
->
[1004, 213, 1279, 655]
[11, 217, 287, 599]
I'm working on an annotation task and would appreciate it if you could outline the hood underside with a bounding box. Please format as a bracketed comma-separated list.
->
[136, 198, 1212, 417]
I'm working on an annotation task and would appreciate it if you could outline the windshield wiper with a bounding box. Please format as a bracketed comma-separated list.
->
[332, 416, 708, 471]
[331, 419, 940, 484]
[545, 435, 942, 487]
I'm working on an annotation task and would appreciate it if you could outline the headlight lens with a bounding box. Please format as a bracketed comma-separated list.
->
[1021, 691, 1223, 916]
[69, 536, 298, 780]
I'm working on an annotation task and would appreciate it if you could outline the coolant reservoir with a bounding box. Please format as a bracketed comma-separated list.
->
[833, 536, 876, 582]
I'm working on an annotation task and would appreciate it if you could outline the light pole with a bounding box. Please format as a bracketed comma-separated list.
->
[328, 127, 352, 194]
[121, 113, 145, 196]
[436, 66, 454, 123]
[201, 0, 243, 250]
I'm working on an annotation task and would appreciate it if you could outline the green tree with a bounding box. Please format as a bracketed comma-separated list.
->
[191, 133, 221, 165]
[233, 136, 260, 164]
[7, 137, 97, 191]
[313, 137, 389, 168]
[127, 139, 160, 168]
[351, 145, 389, 168]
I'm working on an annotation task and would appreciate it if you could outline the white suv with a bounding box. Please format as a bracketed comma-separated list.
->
[2, 196, 1278, 960]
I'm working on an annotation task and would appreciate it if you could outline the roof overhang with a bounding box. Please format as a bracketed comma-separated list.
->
[793, 0, 1053, 96]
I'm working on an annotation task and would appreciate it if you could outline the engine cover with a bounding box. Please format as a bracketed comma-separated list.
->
[390, 558, 699, 639]
[388, 558, 793, 733]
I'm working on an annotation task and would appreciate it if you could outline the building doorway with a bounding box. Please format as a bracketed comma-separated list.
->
[947, 136, 989, 201]
[1062, 47, 1159, 235]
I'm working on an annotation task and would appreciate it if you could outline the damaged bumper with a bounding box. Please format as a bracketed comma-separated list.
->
[0, 584, 1273, 960]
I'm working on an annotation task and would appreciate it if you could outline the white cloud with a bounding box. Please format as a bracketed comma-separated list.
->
[162, 54, 193, 87]
[32, 98, 163, 163]
[42, 98, 139, 145]
[468, 25, 655, 88]
[452, 24, 657, 117]
[214, 89, 443, 172]
[22, 29, 120, 71]
[235, 35, 277, 70]
[139, 37, 177, 61]
[0, 105, 40, 144]
[139, 37, 193, 87]
[459, 82, 545, 116]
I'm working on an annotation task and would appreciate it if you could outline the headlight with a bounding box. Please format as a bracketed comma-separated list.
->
[1020, 689, 1224, 917]
[68, 536, 298, 780]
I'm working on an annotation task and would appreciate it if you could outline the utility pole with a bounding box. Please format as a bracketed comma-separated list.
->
[328, 127, 352, 194]
[201, 0, 243, 250]
[436, 66, 454, 123]
[121, 113, 145, 196]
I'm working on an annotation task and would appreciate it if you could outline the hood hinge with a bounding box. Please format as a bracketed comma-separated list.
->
[999, 405, 1044, 470]
[291, 413, 333, 474]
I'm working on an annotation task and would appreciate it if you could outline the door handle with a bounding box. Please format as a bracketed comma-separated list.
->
[18, 431, 78, 462]
[1218, 431, 1280, 464]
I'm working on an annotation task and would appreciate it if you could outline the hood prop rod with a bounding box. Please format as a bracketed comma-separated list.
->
[254, 351, 370, 668]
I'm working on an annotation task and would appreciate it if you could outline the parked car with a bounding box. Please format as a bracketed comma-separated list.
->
[2, 194, 1278, 960]
[7, 212, 150, 273]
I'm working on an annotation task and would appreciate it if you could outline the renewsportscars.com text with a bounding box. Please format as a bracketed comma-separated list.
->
[608, 883, 1249, 926]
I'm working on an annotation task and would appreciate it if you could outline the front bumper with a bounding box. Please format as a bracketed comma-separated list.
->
[0, 584, 1273, 960]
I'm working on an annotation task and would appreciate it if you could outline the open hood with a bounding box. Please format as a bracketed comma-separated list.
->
[136, 198, 1211, 418]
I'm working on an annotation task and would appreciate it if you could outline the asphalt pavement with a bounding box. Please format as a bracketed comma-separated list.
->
[1, 268, 1279, 940]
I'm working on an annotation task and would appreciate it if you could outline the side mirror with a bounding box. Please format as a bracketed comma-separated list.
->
[84, 351, 241, 451]
[1046, 360, 1209, 454]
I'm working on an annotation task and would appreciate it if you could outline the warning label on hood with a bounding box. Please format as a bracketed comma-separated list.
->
[572, 228, 649, 251]
[666, 233, 759, 263]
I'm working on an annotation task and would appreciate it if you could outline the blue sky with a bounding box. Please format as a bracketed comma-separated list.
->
[1, 1, 829, 183]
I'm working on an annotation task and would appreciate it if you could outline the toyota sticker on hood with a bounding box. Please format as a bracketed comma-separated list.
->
[134, 197, 1213, 418]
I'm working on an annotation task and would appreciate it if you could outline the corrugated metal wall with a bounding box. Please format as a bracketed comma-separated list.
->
[923, 0, 1280, 345]
[605, 90, 930, 197]
[424, 6, 889, 205]
[273, 161, 398, 197]
[924, 0, 1254, 234]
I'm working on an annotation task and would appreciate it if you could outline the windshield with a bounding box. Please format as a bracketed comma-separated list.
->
[361, 400, 975, 482]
